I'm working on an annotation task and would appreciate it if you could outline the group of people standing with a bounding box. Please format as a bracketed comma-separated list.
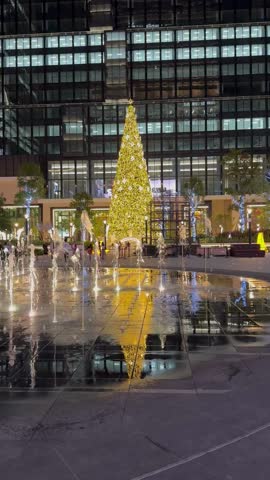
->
[86, 241, 106, 261]
[118, 241, 131, 258]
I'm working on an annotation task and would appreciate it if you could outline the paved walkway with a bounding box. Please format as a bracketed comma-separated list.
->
[1, 253, 270, 480]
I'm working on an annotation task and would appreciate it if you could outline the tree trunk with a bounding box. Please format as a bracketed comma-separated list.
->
[190, 193, 197, 242]
[239, 195, 245, 233]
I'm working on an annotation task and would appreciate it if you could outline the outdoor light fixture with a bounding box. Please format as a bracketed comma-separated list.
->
[14, 223, 18, 238]
[69, 222, 73, 237]
[145, 216, 148, 244]
[103, 220, 107, 250]
[247, 208, 252, 245]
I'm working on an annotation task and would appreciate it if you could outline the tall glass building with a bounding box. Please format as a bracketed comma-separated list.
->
[0, 0, 270, 201]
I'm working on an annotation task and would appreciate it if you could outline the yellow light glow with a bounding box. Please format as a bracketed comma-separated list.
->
[257, 232, 266, 251]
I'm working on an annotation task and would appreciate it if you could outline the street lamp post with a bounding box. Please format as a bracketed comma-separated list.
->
[145, 216, 148, 244]
[24, 214, 29, 245]
[103, 220, 107, 250]
[69, 222, 73, 239]
[14, 223, 18, 240]
[247, 208, 252, 245]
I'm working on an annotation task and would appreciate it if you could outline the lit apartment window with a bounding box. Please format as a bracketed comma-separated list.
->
[17, 55, 31, 67]
[236, 45, 250, 56]
[31, 37, 44, 49]
[222, 119, 235, 130]
[132, 32, 145, 44]
[251, 44, 265, 56]
[161, 49, 174, 60]
[88, 34, 102, 46]
[251, 26, 264, 38]
[89, 52, 103, 63]
[59, 36, 73, 48]
[205, 28, 219, 40]
[3, 39, 16, 50]
[177, 30, 189, 42]
[46, 54, 59, 66]
[17, 38, 30, 49]
[74, 53, 87, 64]
[146, 32, 160, 43]
[161, 31, 174, 42]
[237, 118, 251, 130]
[46, 36, 59, 48]
[253, 118, 266, 129]
[236, 27, 250, 38]
[191, 29, 204, 41]
[221, 27, 235, 39]
[31, 55, 44, 66]
[206, 46, 219, 58]
[222, 45, 235, 57]
[74, 35, 86, 47]
[177, 48, 190, 60]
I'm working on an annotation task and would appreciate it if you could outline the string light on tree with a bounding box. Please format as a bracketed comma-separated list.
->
[108, 100, 152, 241]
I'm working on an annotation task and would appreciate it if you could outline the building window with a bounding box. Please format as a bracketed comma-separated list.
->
[17, 55, 31, 67]
[74, 53, 86, 64]
[236, 26, 250, 38]
[251, 26, 264, 38]
[31, 55, 44, 66]
[17, 38, 30, 49]
[222, 46, 235, 57]
[177, 48, 190, 60]
[3, 39, 16, 50]
[74, 35, 87, 47]
[46, 54, 59, 66]
[205, 28, 219, 40]
[253, 118, 266, 129]
[206, 46, 219, 58]
[146, 31, 160, 43]
[236, 45, 250, 56]
[132, 32, 145, 44]
[146, 49, 160, 61]
[176, 30, 190, 42]
[222, 119, 236, 130]
[88, 34, 102, 46]
[191, 29, 204, 41]
[207, 119, 219, 131]
[60, 53, 73, 65]
[46, 36, 59, 48]
[89, 52, 103, 63]
[161, 49, 174, 61]
[237, 118, 251, 130]
[47, 125, 60, 136]
[191, 47, 204, 59]
[178, 120, 191, 133]
[161, 31, 174, 42]
[221, 27, 235, 39]
[59, 36, 73, 48]
[251, 44, 265, 56]
[107, 46, 126, 59]
[132, 50, 146, 62]
[31, 37, 44, 49]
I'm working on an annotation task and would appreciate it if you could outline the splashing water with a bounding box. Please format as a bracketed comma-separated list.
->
[157, 233, 166, 292]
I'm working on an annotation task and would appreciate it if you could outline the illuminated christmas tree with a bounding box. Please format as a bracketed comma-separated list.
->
[108, 101, 152, 241]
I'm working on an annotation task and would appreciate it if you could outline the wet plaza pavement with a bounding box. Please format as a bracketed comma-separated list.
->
[1, 264, 270, 479]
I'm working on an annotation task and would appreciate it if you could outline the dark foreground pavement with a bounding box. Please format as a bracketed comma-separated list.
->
[1, 257, 270, 479]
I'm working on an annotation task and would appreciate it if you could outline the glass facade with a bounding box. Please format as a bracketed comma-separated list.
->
[0, 1, 270, 197]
